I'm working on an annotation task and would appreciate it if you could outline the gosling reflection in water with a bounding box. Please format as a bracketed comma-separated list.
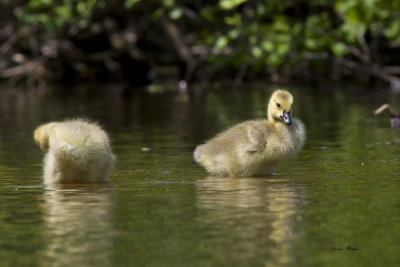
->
[41, 184, 115, 266]
[196, 177, 303, 266]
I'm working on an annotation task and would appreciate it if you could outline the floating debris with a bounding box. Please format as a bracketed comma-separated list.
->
[374, 103, 400, 127]
[179, 80, 188, 93]
[14, 185, 45, 190]
[384, 139, 399, 145]
[141, 147, 156, 152]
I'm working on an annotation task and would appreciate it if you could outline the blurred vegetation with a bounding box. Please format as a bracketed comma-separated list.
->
[1, 0, 400, 87]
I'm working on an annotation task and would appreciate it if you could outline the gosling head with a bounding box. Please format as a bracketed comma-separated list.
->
[34, 122, 56, 152]
[267, 90, 294, 125]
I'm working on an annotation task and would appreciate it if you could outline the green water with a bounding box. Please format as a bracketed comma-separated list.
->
[1, 84, 400, 266]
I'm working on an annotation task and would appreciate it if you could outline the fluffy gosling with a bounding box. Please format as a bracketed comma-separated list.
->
[194, 89, 306, 177]
[34, 119, 115, 184]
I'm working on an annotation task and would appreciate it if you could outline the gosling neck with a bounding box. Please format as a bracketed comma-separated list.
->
[267, 112, 283, 125]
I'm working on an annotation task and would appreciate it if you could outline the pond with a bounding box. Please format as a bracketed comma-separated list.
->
[0, 82, 400, 266]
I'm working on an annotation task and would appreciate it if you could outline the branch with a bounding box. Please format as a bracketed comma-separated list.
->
[0, 59, 46, 78]
[374, 103, 399, 117]
[159, 15, 196, 82]
[382, 66, 400, 74]
[336, 57, 400, 84]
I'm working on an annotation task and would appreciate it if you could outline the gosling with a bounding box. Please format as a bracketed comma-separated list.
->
[194, 89, 306, 177]
[34, 119, 115, 184]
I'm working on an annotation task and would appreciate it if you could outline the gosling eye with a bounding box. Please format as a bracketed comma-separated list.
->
[276, 103, 281, 108]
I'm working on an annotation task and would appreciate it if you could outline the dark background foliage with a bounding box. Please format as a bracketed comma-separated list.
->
[1, 0, 400, 88]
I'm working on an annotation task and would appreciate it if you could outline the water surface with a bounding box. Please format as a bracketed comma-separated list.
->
[0, 83, 400, 266]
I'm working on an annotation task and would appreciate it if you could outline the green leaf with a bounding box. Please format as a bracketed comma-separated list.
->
[169, 7, 182, 20]
[54, 6, 72, 19]
[248, 35, 257, 45]
[276, 43, 289, 55]
[215, 36, 229, 49]
[163, 0, 174, 7]
[219, 0, 248, 10]
[384, 20, 400, 39]
[305, 38, 318, 50]
[267, 53, 281, 66]
[152, 8, 164, 20]
[124, 0, 141, 9]
[228, 29, 239, 39]
[262, 41, 274, 52]
[251, 46, 262, 58]
[331, 42, 348, 56]
[224, 13, 241, 25]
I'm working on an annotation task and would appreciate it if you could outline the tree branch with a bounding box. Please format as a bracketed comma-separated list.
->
[336, 57, 400, 84]
[159, 15, 196, 82]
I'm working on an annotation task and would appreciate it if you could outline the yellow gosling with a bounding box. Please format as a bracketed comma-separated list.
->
[194, 89, 306, 177]
[34, 119, 115, 184]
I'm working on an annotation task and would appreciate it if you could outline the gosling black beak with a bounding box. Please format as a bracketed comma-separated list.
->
[280, 111, 292, 125]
